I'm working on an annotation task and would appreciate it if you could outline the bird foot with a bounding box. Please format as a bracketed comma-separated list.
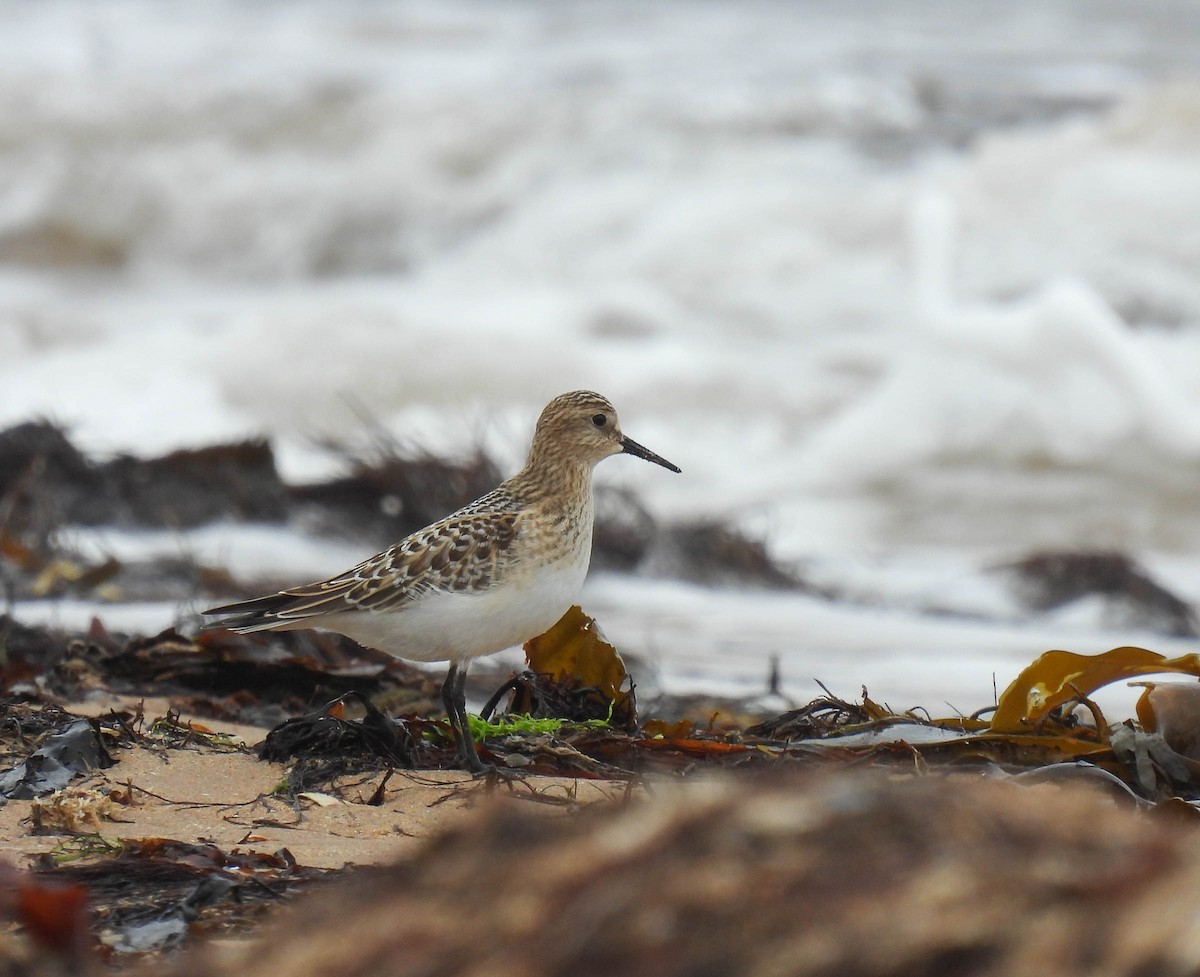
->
[459, 750, 524, 781]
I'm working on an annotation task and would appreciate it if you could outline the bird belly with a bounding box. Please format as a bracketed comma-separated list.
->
[305, 545, 590, 663]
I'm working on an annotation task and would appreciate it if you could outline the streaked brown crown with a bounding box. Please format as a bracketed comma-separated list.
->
[523, 390, 625, 471]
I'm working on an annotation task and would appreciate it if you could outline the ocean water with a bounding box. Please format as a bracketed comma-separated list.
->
[3, 0, 1200, 717]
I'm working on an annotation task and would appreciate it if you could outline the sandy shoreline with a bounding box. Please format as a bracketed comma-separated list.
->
[1, 694, 632, 872]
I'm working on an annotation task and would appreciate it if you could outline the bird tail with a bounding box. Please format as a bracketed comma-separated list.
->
[201, 593, 302, 633]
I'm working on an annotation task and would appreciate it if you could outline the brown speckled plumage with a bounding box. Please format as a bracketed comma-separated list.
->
[203, 390, 680, 772]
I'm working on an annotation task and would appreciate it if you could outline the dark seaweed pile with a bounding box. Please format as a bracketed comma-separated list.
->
[0, 420, 804, 610]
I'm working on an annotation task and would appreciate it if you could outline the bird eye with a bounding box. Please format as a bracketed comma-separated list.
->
[592, 413, 607, 427]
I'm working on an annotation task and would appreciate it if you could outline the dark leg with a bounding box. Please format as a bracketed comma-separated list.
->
[440, 661, 493, 776]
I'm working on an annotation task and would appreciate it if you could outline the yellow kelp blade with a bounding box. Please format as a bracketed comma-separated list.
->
[990, 647, 1200, 733]
[523, 605, 635, 725]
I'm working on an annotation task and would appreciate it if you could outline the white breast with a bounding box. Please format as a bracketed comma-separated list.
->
[307, 538, 592, 664]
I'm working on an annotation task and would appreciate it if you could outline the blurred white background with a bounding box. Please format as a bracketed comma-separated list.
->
[3, 0, 1200, 714]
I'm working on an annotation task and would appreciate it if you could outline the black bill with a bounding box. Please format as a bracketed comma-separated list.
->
[620, 435, 681, 473]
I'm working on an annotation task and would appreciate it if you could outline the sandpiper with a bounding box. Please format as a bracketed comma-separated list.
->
[203, 390, 680, 773]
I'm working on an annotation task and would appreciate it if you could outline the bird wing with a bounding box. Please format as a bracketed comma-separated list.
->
[204, 505, 521, 631]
